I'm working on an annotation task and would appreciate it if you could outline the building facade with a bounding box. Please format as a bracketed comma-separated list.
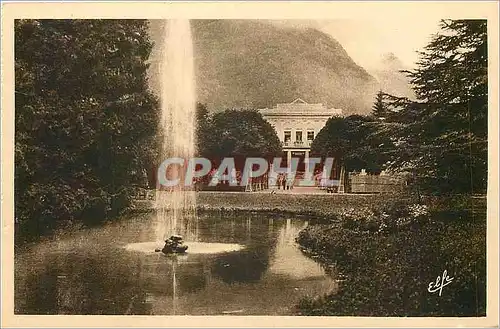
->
[259, 98, 343, 172]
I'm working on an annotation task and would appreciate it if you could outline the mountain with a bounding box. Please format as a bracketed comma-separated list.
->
[149, 20, 384, 115]
[368, 52, 416, 99]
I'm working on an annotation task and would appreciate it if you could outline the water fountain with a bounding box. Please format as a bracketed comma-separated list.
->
[154, 19, 198, 243]
[126, 20, 243, 255]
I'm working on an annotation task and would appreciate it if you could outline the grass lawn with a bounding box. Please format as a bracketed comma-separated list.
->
[196, 191, 401, 218]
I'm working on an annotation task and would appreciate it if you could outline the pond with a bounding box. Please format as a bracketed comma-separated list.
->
[14, 211, 337, 315]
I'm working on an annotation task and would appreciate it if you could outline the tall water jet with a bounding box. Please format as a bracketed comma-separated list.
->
[155, 20, 198, 242]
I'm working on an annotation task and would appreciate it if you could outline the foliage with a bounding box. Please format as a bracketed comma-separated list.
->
[15, 19, 159, 241]
[296, 198, 486, 316]
[197, 108, 282, 166]
[338, 201, 430, 234]
[195, 102, 211, 158]
[378, 20, 488, 195]
[371, 90, 390, 120]
[311, 115, 388, 173]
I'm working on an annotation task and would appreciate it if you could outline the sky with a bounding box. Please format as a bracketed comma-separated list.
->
[272, 19, 442, 70]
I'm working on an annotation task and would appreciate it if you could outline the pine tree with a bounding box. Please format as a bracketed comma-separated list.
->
[384, 19, 487, 194]
[371, 90, 388, 120]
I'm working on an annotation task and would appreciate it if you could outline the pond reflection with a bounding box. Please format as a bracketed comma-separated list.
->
[15, 212, 336, 315]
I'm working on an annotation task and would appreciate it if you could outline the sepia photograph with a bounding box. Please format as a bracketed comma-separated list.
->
[1, 1, 499, 327]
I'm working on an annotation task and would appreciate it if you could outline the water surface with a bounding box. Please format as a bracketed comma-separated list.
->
[15, 212, 336, 315]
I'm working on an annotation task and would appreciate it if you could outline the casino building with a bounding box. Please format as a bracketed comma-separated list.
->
[258, 98, 343, 172]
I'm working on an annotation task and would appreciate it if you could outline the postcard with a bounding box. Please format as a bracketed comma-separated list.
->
[1, 1, 498, 328]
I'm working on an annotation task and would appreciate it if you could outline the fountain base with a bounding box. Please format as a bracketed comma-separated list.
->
[154, 247, 188, 254]
[125, 241, 244, 255]
[155, 235, 190, 254]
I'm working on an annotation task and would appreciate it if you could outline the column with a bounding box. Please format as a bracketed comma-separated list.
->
[287, 150, 292, 172]
[339, 166, 345, 193]
[305, 150, 310, 174]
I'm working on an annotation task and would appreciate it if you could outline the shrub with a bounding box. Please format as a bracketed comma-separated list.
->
[295, 198, 486, 316]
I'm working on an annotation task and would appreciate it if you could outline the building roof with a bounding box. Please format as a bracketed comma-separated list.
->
[259, 99, 343, 116]
[290, 98, 308, 104]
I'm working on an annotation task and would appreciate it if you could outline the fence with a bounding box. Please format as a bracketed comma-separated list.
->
[349, 173, 406, 194]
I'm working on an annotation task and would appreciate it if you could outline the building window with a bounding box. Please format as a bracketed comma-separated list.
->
[307, 131, 315, 141]
[296, 130, 303, 142]
[284, 131, 291, 142]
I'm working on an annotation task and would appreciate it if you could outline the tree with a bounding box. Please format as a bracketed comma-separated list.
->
[371, 90, 389, 120]
[311, 115, 386, 175]
[383, 20, 487, 195]
[15, 19, 159, 240]
[201, 109, 282, 168]
[195, 102, 211, 158]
